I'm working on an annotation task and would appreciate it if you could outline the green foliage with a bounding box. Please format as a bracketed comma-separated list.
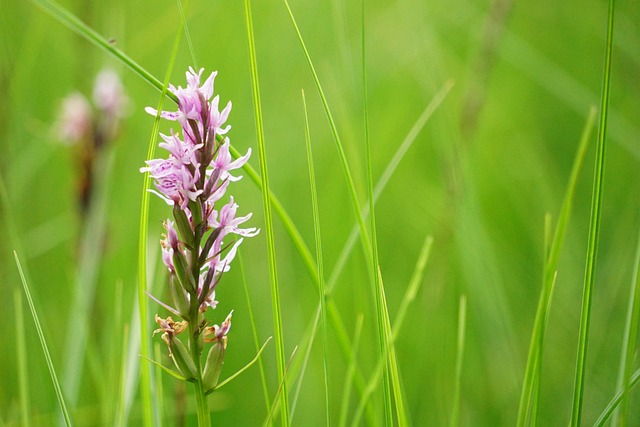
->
[2, 0, 640, 425]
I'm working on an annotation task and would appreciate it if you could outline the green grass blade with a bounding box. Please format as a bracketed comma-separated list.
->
[282, 0, 398, 420]
[289, 307, 321, 422]
[281, 0, 373, 266]
[115, 324, 129, 427]
[14, 288, 30, 427]
[339, 315, 365, 427]
[211, 337, 273, 391]
[450, 295, 467, 427]
[176, 0, 197, 69]
[62, 148, 113, 409]
[327, 81, 454, 295]
[351, 235, 433, 426]
[137, 17, 185, 427]
[570, 0, 616, 424]
[229, 144, 318, 285]
[243, 1, 289, 424]
[593, 368, 640, 426]
[153, 343, 165, 427]
[238, 251, 272, 415]
[517, 107, 596, 426]
[302, 89, 331, 425]
[380, 275, 408, 426]
[617, 229, 640, 425]
[361, 1, 393, 422]
[14, 252, 72, 427]
[263, 348, 298, 427]
[31, 0, 177, 103]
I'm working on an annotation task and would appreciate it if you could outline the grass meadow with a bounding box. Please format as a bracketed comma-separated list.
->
[1, 0, 640, 425]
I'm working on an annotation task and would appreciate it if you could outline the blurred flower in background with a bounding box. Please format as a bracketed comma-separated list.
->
[54, 68, 129, 214]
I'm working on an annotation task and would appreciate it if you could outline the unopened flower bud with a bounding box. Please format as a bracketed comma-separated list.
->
[202, 340, 226, 390]
[169, 336, 198, 381]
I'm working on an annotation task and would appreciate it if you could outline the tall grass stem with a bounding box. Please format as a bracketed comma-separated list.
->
[570, 0, 615, 423]
[243, 0, 289, 424]
[302, 89, 331, 425]
[14, 252, 72, 426]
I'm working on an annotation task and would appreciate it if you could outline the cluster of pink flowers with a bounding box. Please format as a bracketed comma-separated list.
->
[57, 69, 128, 146]
[142, 67, 258, 384]
[56, 69, 129, 214]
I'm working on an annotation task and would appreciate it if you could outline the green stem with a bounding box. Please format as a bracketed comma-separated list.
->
[193, 373, 210, 426]
[189, 318, 210, 427]
[570, 0, 615, 424]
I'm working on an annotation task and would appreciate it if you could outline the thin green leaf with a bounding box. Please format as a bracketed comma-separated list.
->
[517, 107, 596, 426]
[238, 250, 272, 414]
[327, 80, 454, 295]
[62, 148, 114, 409]
[137, 17, 185, 427]
[176, 0, 197, 69]
[209, 337, 273, 393]
[616, 229, 640, 426]
[14, 288, 30, 427]
[450, 295, 467, 427]
[31, 0, 177, 103]
[351, 235, 434, 426]
[14, 252, 72, 427]
[243, 1, 289, 425]
[153, 343, 165, 427]
[339, 315, 365, 427]
[570, 0, 616, 424]
[283, 0, 399, 421]
[361, 0, 393, 422]
[289, 307, 321, 421]
[140, 355, 187, 381]
[302, 89, 331, 425]
[115, 324, 130, 427]
[263, 347, 298, 427]
[593, 368, 640, 426]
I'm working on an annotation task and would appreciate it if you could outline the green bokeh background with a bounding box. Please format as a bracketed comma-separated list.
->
[1, 0, 639, 425]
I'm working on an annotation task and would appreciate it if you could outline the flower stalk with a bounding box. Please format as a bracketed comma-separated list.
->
[143, 67, 258, 425]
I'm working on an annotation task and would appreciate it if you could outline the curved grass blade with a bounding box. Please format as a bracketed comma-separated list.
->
[570, 0, 616, 424]
[14, 252, 72, 426]
[209, 337, 272, 392]
[280, 0, 373, 268]
[238, 251, 272, 414]
[140, 355, 188, 381]
[282, 0, 397, 420]
[137, 14, 186, 427]
[302, 89, 331, 425]
[176, 0, 197, 69]
[31, 0, 177, 103]
[516, 107, 596, 426]
[327, 81, 454, 295]
[243, 0, 289, 424]
[361, 0, 393, 422]
[289, 307, 321, 422]
[593, 368, 640, 426]
[153, 343, 165, 427]
[616, 229, 640, 425]
[263, 347, 298, 427]
[351, 235, 433, 426]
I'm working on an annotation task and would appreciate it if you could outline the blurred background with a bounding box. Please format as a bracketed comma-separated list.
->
[1, 0, 639, 425]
